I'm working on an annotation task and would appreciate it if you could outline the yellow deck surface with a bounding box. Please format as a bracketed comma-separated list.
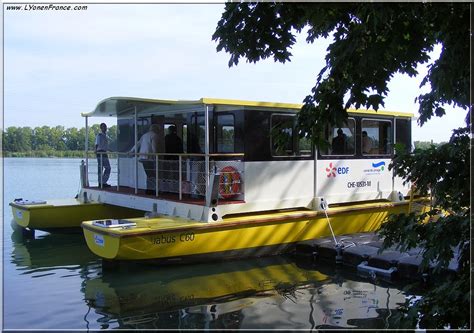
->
[11, 198, 144, 230]
[82, 199, 429, 261]
[83, 200, 411, 237]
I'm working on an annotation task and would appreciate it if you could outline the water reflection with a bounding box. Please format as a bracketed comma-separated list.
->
[11, 228, 98, 269]
[82, 257, 407, 329]
[8, 229, 407, 330]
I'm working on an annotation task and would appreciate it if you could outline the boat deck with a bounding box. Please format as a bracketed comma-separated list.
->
[83, 185, 245, 206]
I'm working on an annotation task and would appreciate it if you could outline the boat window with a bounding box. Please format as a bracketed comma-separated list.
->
[271, 115, 293, 156]
[216, 114, 235, 153]
[188, 113, 205, 154]
[271, 114, 311, 157]
[396, 118, 412, 153]
[298, 133, 312, 156]
[117, 117, 150, 152]
[361, 119, 393, 155]
[321, 118, 356, 156]
[163, 114, 188, 153]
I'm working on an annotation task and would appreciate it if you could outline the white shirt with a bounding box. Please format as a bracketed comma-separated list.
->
[95, 132, 108, 152]
[362, 136, 373, 153]
[132, 130, 159, 158]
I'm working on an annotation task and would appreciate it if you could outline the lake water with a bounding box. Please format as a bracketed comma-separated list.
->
[3, 158, 412, 330]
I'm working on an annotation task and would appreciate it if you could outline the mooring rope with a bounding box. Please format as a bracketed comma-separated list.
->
[320, 199, 338, 246]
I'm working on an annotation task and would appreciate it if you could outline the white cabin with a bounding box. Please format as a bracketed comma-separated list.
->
[79, 97, 413, 222]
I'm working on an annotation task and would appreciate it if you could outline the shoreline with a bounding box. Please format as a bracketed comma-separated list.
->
[2, 151, 85, 158]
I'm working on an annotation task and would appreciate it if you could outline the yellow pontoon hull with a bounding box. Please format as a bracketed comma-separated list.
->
[10, 198, 144, 232]
[82, 200, 429, 262]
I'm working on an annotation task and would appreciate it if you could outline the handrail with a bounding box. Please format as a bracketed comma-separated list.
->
[85, 151, 245, 201]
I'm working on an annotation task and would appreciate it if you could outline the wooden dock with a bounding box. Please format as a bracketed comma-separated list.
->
[294, 232, 460, 281]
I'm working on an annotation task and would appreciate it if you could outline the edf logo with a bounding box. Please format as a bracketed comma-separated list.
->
[326, 163, 350, 178]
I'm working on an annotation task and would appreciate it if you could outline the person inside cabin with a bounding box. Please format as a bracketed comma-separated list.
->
[187, 131, 204, 197]
[165, 125, 184, 158]
[164, 125, 184, 191]
[130, 124, 160, 195]
[95, 123, 111, 187]
[362, 131, 373, 154]
[332, 128, 346, 155]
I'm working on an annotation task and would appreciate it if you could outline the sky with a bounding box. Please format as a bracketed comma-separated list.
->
[3, 2, 468, 143]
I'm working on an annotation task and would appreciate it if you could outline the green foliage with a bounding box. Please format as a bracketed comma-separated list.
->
[214, 2, 470, 329]
[413, 140, 444, 150]
[3, 127, 33, 151]
[213, 2, 469, 145]
[380, 127, 470, 328]
[2, 125, 117, 156]
[392, 128, 469, 212]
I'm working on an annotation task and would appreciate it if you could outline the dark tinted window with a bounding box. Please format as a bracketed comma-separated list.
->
[321, 118, 356, 156]
[216, 114, 235, 153]
[396, 118, 412, 153]
[271, 114, 312, 157]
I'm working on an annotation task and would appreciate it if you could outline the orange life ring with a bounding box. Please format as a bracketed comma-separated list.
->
[219, 166, 241, 199]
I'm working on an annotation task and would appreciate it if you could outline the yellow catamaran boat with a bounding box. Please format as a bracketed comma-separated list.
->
[10, 198, 144, 233]
[72, 96, 426, 263]
[9, 96, 425, 259]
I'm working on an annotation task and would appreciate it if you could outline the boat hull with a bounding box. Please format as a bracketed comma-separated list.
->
[10, 198, 144, 232]
[82, 200, 429, 262]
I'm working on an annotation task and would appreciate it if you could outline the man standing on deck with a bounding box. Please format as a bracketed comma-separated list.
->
[130, 124, 160, 194]
[95, 123, 111, 187]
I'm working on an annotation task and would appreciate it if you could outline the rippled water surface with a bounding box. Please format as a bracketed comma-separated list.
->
[3, 158, 411, 330]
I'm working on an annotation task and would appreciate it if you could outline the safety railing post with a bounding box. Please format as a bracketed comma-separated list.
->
[155, 154, 159, 197]
[84, 116, 89, 186]
[179, 155, 182, 201]
[116, 153, 120, 191]
[134, 107, 138, 195]
[99, 153, 103, 189]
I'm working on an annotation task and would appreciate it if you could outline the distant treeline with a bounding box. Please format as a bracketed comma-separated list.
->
[2, 124, 117, 157]
[413, 140, 445, 150]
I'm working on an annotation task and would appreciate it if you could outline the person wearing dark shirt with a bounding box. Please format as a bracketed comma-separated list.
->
[164, 126, 183, 192]
[95, 123, 111, 187]
[332, 128, 346, 155]
[165, 125, 183, 158]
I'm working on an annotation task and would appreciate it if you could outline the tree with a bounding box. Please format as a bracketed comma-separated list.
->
[32, 126, 51, 150]
[413, 140, 445, 150]
[64, 127, 81, 151]
[107, 125, 118, 152]
[3, 127, 33, 152]
[78, 125, 97, 151]
[213, 2, 470, 329]
[50, 125, 67, 151]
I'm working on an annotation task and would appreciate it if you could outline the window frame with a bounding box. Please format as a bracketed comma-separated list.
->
[320, 117, 357, 157]
[270, 113, 313, 158]
[270, 113, 295, 157]
[215, 113, 236, 153]
[361, 118, 393, 156]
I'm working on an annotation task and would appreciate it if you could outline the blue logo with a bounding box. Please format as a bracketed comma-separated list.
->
[372, 161, 386, 168]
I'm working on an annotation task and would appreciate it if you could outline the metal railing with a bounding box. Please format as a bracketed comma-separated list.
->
[86, 151, 244, 201]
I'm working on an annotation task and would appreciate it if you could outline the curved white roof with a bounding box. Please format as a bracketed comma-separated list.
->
[82, 96, 413, 118]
